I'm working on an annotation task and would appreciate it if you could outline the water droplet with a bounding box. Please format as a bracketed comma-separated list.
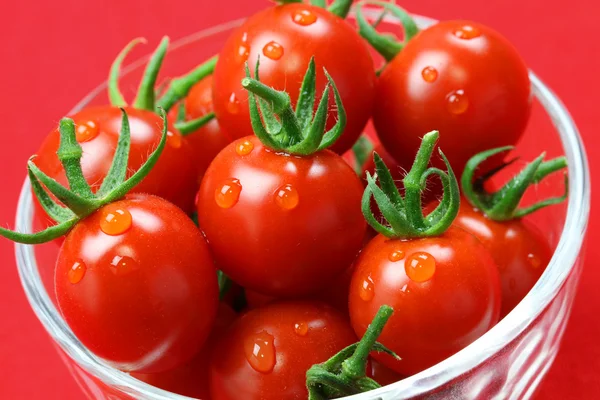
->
[166, 130, 182, 149]
[76, 121, 99, 143]
[227, 93, 240, 114]
[292, 9, 317, 26]
[421, 66, 438, 83]
[244, 331, 276, 373]
[262, 41, 284, 60]
[68, 260, 86, 284]
[294, 322, 308, 336]
[528, 253, 542, 269]
[359, 275, 375, 301]
[237, 44, 250, 62]
[454, 25, 481, 40]
[235, 139, 254, 156]
[241, 32, 249, 43]
[215, 179, 242, 209]
[274, 184, 299, 210]
[446, 90, 469, 115]
[405, 252, 436, 283]
[100, 206, 132, 236]
[110, 255, 140, 276]
[388, 250, 405, 262]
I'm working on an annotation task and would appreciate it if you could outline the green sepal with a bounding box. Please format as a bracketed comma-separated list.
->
[356, 1, 419, 62]
[108, 37, 147, 107]
[133, 36, 169, 111]
[328, 0, 353, 18]
[352, 135, 374, 176]
[0, 219, 78, 245]
[461, 147, 569, 221]
[28, 164, 75, 223]
[310, 0, 326, 6]
[218, 270, 233, 300]
[175, 112, 215, 136]
[97, 109, 132, 197]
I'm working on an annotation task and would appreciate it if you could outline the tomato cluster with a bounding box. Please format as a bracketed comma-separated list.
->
[2, 1, 569, 399]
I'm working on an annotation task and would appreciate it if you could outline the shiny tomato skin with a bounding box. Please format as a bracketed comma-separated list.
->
[453, 201, 552, 317]
[34, 106, 197, 218]
[209, 301, 357, 400]
[212, 3, 376, 154]
[197, 136, 366, 297]
[349, 227, 501, 376]
[55, 194, 219, 374]
[132, 304, 236, 398]
[374, 21, 531, 176]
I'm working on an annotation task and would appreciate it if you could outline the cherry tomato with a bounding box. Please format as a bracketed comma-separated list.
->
[374, 21, 531, 176]
[209, 301, 357, 400]
[197, 136, 366, 297]
[133, 304, 236, 398]
[55, 194, 219, 373]
[349, 227, 501, 375]
[168, 75, 231, 182]
[212, 3, 376, 154]
[452, 200, 552, 317]
[34, 107, 197, 225]
[367, 359, 403, 386]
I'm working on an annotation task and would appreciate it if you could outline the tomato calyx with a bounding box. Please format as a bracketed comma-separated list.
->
[356, 1, 419, 62]
[364, 131, 460, 238]
[241, 57, 346, 156]
[352, 135, 375, 175]
[0, 109, 168, 244]
[305, 305, 398, 400]
[462, 147, 568, 221]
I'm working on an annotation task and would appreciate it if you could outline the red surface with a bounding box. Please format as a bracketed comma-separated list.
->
[0, 0, 596, 399]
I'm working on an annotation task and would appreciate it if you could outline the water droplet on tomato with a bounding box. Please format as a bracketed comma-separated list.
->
[292, 9, 317, 26]
[527, 253, 542, 269]
[446, 90, 469, 115]
[359, 275, 375, 301]
[100, 206, 132, 236]
[275, 184, 299, 210]
[244, 331, 276, 373]
[237, 44, 250, 62]
[76, 121, 99, 143]
[405, 252, 436, 282]
[215, 179, 242, 209]
[227, 93, 240, 114]
[454, 25, 481, 40]
[421, 66, 438, 83]
[68, 260, 86, 284]
[235, 139, 254, 156]
[241, 32, 249, 43]
[294, 322, 308, 336]
[388, 250, 405, 262]
[166, 130, 182, 149]
[263, 41, 284, 60]
[110, 255, 140, 276]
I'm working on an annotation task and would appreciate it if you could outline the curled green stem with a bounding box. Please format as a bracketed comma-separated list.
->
[108, 38, 147, 107]
[133, 36, 169, 111]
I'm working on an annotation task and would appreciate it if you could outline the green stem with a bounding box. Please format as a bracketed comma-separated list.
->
[328, 0, 353, 18]
[108, 38, 146, 107]
[352, 135, 374, 176]
[97, 109, 131, 197]
[175, 113, 215, 136]
[57, 119, 94, 198]
[310, 0, 326, 7]
[133, 36, 169, 111]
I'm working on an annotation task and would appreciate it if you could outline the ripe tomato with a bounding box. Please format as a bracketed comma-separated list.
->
[367, 359, 403, 386]
[209, 301, 357, 400]
[374, 21, 531, 176]
[168, 75, 231, 182]
[133, 304, 236, 397]
[452, 200, 552, 317]
[212, 3, 376, 154]
[34, 107, 197, 224]
[55, 194, 219, 373]
[197, 135, 366, 297]
[349, 228, 501, 376]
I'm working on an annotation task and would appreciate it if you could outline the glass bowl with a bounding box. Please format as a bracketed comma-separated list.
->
[13, 12, 590, 400]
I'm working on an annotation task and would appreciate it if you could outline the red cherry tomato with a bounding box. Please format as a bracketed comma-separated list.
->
[55, 194, 219, 373]
[197, 136, 366, 297]
[452, 200, 552, 317]
[133, 304, 236, 398]
[34, 107, 197, 223]
[168, 76, 231, 182]
[349, 227, 501, 376]
[213, 3, 376, 154]
[374, 21, 531, 176]
[209, 301, 357, 400]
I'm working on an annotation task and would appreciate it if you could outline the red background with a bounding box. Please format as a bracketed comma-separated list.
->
[0, 0, 596, 398]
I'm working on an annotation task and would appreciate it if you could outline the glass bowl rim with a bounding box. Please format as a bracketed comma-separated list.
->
[12, 12, 591, 400]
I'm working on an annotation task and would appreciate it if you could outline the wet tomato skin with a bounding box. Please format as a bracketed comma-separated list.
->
[349, 227, 501, 376]
[212, 3, 376, 154]
[209, 301, 357, 400]
[452, 200, 552, 317]
[55, 194, 219, 374]
[374, 21, 531, 177]
[197, 136, 366, 297]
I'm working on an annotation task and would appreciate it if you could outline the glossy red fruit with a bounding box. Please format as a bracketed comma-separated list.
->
[213, 3, 376, 154]
[197, 136, 366, 297]
[209, 301, 357, 400]
[55, 194, 219, 373]
[349, 227, 501, 376]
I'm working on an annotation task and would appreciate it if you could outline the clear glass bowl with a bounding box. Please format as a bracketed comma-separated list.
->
[13, 13, 590, 400]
